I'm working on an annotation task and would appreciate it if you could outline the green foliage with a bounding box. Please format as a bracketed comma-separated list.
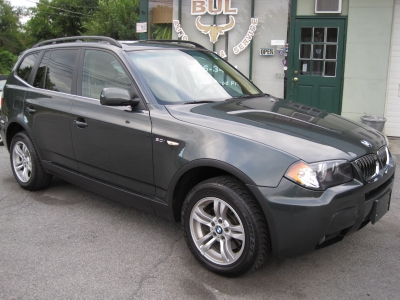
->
[152, 24, 172, 40]
[0, 0, 25, 54]
[83, 0, 140, 40]
[25, 0, 98, 43]
[0, 50, 17, 74]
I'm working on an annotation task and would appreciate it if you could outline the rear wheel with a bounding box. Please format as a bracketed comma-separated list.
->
[10, 132, 52, 190]
[182, 176, 269, 277]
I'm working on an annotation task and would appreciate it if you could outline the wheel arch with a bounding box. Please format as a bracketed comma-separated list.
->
[6, 120, 30, 152]
[166, 159, 260, 222]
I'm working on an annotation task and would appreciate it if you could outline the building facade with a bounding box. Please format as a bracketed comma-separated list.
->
[139, 0, 399, 136]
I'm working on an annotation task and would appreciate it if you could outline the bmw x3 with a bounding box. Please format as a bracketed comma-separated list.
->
[0, 36, 395, 276]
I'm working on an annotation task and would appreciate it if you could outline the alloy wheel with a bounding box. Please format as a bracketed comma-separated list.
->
[12, 141, 32, 183]
[189, 197, 245, 265]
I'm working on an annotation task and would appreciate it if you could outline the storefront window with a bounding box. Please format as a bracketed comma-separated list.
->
[149, 0, 173, 39]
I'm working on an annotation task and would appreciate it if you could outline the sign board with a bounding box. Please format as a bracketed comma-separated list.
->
[271, 40, 285, 46]
[136, 22, 147, 33]
[260, 48, 274, 56]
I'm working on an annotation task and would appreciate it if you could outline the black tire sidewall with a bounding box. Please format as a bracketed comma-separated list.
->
[182, 179, 259, 277]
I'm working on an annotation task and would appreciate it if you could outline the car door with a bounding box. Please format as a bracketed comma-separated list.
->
[25, 48, 79, 170]
[70, 49, 154, 202]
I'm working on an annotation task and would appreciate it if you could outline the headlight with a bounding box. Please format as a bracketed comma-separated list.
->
[285, 160, 353, 190]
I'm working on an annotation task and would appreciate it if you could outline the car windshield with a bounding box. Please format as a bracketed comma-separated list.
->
[126, 49, 263, 105]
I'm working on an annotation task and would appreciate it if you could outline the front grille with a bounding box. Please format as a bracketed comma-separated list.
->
[377, 146, 389, 168]
[355, 154, 379, 180]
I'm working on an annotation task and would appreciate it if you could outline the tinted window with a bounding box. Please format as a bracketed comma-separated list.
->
[82, 50, 131, 100]
[45, 49, 78, 94]
[17, 53, 39, 82]
[33, 51, 50, 89]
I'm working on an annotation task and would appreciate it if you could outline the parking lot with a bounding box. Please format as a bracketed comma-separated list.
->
[0, 145, 399, 299]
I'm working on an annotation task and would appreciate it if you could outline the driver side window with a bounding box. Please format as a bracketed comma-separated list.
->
[82, 50, 131, 100]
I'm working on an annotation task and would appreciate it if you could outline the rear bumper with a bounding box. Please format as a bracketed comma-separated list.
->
[248, 155, 396, 258]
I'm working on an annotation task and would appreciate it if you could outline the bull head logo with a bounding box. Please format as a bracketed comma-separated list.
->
[195, 15, 235, 43]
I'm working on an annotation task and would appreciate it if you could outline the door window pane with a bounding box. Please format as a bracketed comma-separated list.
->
[327, 28, 338, 42]
[313, 45, 324, 59]
[312, 61, 323, 76]
[326, 45, 337, 59]
[300, 44, 311, 59]
[45, 49, 78, 94]
[314, 28, 325, 42]
[299, 60, 311, 75]
[33, 51, 50, 89]
[17, 53, 39, 83]
[301, 28, 312, 42]
[82, 50, 131, 100]
[325, 62, 336, 76]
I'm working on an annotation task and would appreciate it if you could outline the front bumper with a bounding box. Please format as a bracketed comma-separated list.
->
[247, 154, 396, 258]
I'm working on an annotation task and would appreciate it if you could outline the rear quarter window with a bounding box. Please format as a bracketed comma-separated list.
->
[17, 53, 40, 83]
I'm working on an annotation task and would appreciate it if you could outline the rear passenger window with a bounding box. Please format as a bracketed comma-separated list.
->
[17, 53, 39, 83]
[82, 50, 131, 100]
[32, 49, 78, 93]
[43, 49, 78, 94]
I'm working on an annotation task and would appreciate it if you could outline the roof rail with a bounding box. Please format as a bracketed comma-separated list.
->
[141, 40, 207, 50]
[32, 36, 122, 49]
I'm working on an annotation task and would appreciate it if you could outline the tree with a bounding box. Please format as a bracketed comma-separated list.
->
[83, 0, 140, 40]
[0, 50, 17, 74]
[25, 0, 98, 43]
[0, 0, 25, 54]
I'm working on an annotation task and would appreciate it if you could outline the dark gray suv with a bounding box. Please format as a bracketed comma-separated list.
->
[0, 36, 395, 277]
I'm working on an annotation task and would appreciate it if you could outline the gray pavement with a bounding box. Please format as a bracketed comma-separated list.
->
[0, 145, 399, 299]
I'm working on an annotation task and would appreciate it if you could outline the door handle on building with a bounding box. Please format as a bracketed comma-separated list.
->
[293, 77, 298, 82]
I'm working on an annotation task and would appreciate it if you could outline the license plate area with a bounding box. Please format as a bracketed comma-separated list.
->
[370, 191, 391, 224]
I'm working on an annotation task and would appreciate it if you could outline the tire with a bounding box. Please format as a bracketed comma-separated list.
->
[182, 176, 269, 277]
[10, 131, 52, 191]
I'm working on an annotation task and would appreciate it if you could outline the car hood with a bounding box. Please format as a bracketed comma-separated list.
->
[165, 96, 386, 163]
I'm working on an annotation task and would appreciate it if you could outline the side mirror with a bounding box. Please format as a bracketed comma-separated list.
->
[100, 87, 140, 107]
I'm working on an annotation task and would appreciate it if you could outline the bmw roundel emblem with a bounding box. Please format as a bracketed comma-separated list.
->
[361, 140, 372, 147]
[215, 226, 223, 234]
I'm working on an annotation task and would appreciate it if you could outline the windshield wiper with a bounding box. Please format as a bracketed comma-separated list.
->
[183, 100, 218, 105]
[226, 93, 267, 101]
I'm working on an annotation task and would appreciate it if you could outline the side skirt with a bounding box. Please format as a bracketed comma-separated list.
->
[42, 161, 156, 214]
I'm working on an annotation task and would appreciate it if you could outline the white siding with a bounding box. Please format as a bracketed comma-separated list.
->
[385, 0, 400, 136]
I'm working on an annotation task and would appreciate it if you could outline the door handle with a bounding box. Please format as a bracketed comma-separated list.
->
[74, 118, 88, 128]
[293, 77, 299, 82]
[26, 106, 36, 114]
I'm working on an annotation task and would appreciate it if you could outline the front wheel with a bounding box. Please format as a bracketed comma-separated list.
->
[10, 132, 52, 190]
[182, 176, 269, 277]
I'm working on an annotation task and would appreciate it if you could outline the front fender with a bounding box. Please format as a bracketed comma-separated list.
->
[151, 108, 298, 198]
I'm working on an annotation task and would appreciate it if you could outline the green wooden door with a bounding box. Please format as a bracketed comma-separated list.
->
[290, 19, 346, 114]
